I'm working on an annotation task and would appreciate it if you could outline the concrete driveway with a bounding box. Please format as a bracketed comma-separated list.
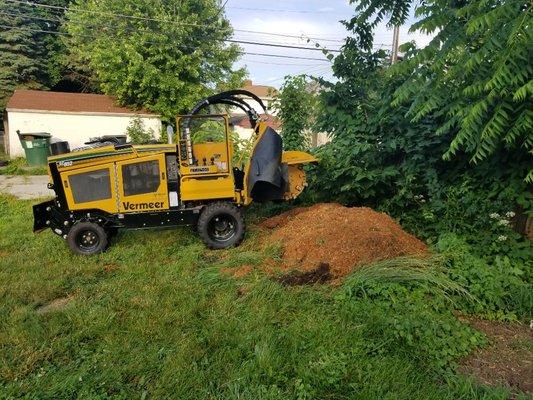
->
[0, 175, 54, 199]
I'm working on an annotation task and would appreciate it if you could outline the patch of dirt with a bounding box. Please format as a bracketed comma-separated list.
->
[460, 318, 533, 395]
[221, 265, 254, 278]
[236, 284, 252, 297]
[103, 263, 119, 273]
[36, 296, 73, 315]
[274, 262, 332, 286]
[261, 203, 427, 278]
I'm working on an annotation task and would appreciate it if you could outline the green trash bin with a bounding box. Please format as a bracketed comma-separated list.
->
[17, 131, 51, 166]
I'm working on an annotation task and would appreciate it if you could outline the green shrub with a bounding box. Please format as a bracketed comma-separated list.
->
[333, 257, 484, 370]
[354, 291, 484, 370]
[436, 234, 532, 320]
[126, 116, 156, 144]
[379, 171, 531, 246]
[271, 75, 316, 151]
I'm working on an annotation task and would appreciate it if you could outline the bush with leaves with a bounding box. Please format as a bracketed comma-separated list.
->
[346, 0, 533, 181]
[125, 116, 155, 144]
[309, 49, 453, 206]
[271, 75, 317, 151]
[336, 258, 485, 370]
[387, 172, 531, 246]
[436, 234, 532, 320]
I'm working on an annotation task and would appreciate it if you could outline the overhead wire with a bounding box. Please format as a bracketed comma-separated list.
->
[266, 64, 332, 84]
[239, 58, 328, 67]
[240, 52, 331, 61]
[4, 0, 349, 43]
[0, 23, 335, 62]
[226, 6, 341, 14]
[2, 0, 396, 51]
[0, 8, 326, 47]
[0, 10, 392, 51]
[0, 8, 344, 53]
[0, 1, 395, 71]
[225, 38, 341, 52]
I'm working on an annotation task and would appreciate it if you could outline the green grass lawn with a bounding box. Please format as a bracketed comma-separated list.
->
[0, 153, 48, 176]
[0, 195, 525, 399]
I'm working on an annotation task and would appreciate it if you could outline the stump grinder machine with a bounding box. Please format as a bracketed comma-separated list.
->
[33, 90, 317, 255]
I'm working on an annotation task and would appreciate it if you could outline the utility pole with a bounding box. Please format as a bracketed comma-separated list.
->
[390, 25, 400, 64]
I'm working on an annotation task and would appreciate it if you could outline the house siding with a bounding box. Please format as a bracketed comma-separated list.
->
[6, 110, 161, 157]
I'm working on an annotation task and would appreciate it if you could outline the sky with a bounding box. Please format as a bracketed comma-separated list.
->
[224, 0, 433, 88]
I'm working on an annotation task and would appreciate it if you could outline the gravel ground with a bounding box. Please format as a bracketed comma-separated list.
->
[0, 175, 54, 199]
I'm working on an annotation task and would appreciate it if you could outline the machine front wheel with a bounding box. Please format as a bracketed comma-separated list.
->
[67, 221, 108, 255]
[197, 202, 245, 249]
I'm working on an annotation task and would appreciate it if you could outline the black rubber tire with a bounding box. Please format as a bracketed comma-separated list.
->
[67, 221, 108, 255]
[197, 202, 245, 249]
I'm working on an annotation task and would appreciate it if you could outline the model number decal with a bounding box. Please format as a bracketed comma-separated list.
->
[122, 201, 164, 211]
[189, 166, 210, 173]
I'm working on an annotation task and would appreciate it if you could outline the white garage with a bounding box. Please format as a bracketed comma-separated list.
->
[3, 90, 161, 157]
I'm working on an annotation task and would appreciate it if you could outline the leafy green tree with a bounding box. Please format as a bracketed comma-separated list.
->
[271, 75, 317, 151]
[0, 0, 71, 118]
[64, 0, 245, 120]
[346, 0, 533, 181]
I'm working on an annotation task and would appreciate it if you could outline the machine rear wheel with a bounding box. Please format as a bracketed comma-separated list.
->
[197, 202, 245, 249]
[67, 221, 108, 255]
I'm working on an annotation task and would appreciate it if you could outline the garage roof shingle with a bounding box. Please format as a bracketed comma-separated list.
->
[6, 90, 156, 115]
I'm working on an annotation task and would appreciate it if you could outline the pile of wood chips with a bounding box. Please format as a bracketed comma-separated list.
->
[261, 203, 427, 278]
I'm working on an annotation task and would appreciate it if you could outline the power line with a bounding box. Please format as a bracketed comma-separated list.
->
[238, 29, 345, 43]
[4, 0, 348, 43]
[215, 0, 230, 19]
[227, 6, 341, 14]
[226, 38, 341, 53]
[1, 8, 392, 51]
[0, 11, 343, 53]
[2, 4, 394, 49]
[239, 59, 328, 67]
[1, 8, 331, 47]
[267, 64, 332, 84]
[238, 52, 330, 61]
[0, 23, 334, 61]
[0, 11, 392, 50]
[0, 9, 63, 23]
[227, 33, 337, 47]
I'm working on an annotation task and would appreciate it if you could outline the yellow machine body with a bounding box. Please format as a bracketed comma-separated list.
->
[46, 115, 316, 216]
[34, 89, 317, 254]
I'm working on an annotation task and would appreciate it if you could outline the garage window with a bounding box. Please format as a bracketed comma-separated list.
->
[122, 160, 161, 196]
[69, 168, 111, 203]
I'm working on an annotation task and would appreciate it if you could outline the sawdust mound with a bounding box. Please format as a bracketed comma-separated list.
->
[262, 203, 427, 278]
